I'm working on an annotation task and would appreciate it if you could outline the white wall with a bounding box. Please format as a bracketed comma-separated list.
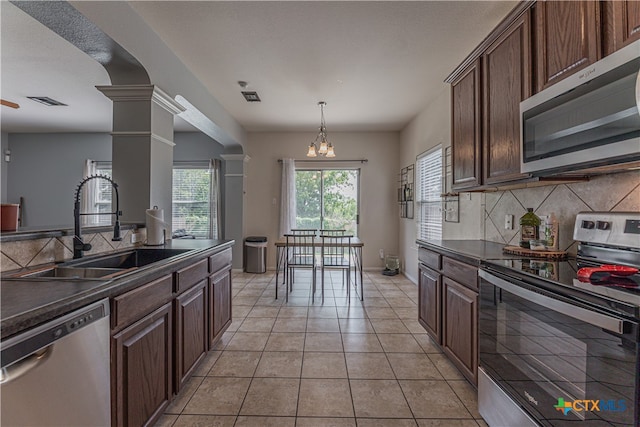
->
[244, 131, 400, 270]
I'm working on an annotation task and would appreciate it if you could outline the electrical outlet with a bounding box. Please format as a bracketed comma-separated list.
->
[505, 214, 514, 230]
[379, 249, 385, 259]
[131, 232, 141, 243]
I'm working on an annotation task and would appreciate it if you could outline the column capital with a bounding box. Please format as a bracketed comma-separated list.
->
[96, 84, 185, 115]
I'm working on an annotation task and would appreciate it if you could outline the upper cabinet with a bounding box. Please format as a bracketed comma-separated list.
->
[447, 0, 639, 191]
[603, 1, 640, 56]
[534, 1, 601, 92]
[482, 9, 532, 185]
[451, 60, 482, 189]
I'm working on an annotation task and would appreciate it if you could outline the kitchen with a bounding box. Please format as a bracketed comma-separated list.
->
[1, 1, 640, 427]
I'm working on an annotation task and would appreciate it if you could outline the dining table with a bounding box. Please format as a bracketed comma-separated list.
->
[274, 236, 364, 301]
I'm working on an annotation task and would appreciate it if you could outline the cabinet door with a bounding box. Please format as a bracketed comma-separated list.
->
[535, 1, 601, 92]
[112, 302, 172, 427]
[209, 267, 232, 346]
[175, 280, 208, 393]
[482, 9, 531, 185]
[442, 277, 478, 385]
[451, 59, 482, 190]
[418, 264, 441, 344]
[603, 1, 640, 56]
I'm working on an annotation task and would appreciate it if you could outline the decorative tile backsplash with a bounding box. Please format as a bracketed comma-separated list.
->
[484, 171, 640, 254]
[0, 228, 146, 272]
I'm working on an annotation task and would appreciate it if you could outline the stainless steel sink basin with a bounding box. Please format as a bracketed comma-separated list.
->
[4, 248, 193, 281]
[67, 248, 192, 269]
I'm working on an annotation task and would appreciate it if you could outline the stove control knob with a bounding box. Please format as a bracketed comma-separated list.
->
[596, 221, 611, 230]
[582, 220, 596, 229]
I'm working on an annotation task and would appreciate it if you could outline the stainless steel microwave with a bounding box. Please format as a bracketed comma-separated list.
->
[520, 39, 640, 175]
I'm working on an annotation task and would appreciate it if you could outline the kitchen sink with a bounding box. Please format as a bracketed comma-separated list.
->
[67, 248, 192, 269]
[4, 248, 193, 281]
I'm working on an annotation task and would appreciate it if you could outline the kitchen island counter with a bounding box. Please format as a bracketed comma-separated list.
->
[1, 239, 234, 339]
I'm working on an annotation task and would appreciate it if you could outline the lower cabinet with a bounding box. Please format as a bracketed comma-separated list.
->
[417, 246, 479, 386]
[175, 280, 208, 392]
[209, 267, 232, 346]
[111, 303, 173, 427]
[442, 277, 478, 384]
[110, 247, 233, 427]
[418, 264, 441, 343]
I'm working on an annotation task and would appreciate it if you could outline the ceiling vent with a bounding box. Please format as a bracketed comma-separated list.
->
[27, 96, 67, 106]
[241, 91, 261, 102]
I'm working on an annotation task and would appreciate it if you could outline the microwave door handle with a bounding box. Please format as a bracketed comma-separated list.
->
[479, 270, 625, 334]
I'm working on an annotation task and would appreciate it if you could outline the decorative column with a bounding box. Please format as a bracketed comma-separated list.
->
[221, 154, 250, 269]
[97, 85, 185, 230]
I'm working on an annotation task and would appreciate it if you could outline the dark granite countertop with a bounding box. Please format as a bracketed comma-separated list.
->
[416, 239, 520, 266]
[1, 239, 234, 340]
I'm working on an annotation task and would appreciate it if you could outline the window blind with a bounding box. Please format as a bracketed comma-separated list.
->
[416, 146, 442, 240]
[94, 163, 112, 226]
[172, 163, 211, 238]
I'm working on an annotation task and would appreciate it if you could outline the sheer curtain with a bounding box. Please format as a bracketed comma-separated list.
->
[280, 158, 296, 236]
[82, 159, 97, 226]
[209, 159, 222, 239]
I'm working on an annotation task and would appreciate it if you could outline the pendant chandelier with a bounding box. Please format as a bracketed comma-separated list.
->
[306, 101, 335, 157]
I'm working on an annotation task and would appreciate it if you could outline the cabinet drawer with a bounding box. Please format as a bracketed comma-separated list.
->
[112, 274, 173, 331]
[175, 258, 209, 294]
[418, 247, 441, 271]
[209, 248, 232, 274]
[443, 257, 478, 291]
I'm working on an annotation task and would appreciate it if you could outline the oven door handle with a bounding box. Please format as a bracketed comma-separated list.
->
[479, 270, 625, 334]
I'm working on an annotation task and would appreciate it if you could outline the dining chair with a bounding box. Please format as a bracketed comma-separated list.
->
[290, 228, 318, 236]
[319, 229, 346, 236]
[319, 233, 353, 303]
[283, 232, 316, 302]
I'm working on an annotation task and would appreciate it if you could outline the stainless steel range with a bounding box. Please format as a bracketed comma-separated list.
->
[478, 212, 640, 427]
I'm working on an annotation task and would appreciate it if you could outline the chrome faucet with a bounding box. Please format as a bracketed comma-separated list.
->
[73, 174, 122, 259]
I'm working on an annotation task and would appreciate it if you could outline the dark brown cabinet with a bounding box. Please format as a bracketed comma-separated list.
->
[418, 264, 441, 343]
[442, 277, 478, 385]
[417, 246, 479, 385]
[112, 303, 173, 427]
[482, 10, 531, 185]
[175, 280, 208, 392]
[451, 59, 482, 190]
[110, 246, 233, 427]
[534, 1, 601, 92]
[603, 1, 640, 56]
[209, 267, 232, 346]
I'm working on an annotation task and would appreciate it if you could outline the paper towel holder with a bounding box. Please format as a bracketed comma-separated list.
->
[146, 205, 167, 246]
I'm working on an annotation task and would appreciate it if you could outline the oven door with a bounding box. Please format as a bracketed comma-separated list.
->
[478, 269, 639, 427]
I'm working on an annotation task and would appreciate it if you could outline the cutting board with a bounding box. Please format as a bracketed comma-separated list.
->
[503, 246, 568, 260]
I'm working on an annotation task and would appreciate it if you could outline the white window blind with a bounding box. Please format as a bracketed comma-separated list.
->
[416, 146, 442, 240]
[94, 163, 113, 226]
[172, 163, 211, 238]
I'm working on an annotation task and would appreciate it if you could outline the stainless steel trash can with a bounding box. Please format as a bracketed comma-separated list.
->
[244, 236, 267, 273]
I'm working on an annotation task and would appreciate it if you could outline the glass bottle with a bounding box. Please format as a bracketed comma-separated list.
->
[519, 208, 540, 248]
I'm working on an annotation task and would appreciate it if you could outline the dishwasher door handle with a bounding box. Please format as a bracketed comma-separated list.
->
[0, 345, 52, 385]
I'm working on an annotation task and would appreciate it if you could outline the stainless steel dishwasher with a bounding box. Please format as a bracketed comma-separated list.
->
[1, 298, 111, 426]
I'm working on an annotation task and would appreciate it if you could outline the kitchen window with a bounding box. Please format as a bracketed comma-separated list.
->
[87, 160, 220, 238]
[416, 146, 442, 240]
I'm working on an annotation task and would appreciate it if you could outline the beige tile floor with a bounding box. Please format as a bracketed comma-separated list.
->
[155, 270, 488, 427]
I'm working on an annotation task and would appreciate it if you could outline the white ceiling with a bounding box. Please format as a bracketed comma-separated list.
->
[1, 1, 517, 136]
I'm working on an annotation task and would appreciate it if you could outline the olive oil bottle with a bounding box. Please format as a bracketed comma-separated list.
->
[519, 208, 540, 248]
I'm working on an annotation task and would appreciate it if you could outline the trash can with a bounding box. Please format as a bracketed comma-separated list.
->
[244, 236, 268, 273]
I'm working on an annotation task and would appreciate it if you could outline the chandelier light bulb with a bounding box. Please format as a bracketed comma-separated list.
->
[307, 143, 318, 157]
[325, 144, 336, 158]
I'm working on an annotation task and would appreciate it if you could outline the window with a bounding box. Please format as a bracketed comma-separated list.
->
[87, 161, 220, 238]
[172, 162, 213, 238]
[295, 169, 359, 235]
[416, 146, 442, 240]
